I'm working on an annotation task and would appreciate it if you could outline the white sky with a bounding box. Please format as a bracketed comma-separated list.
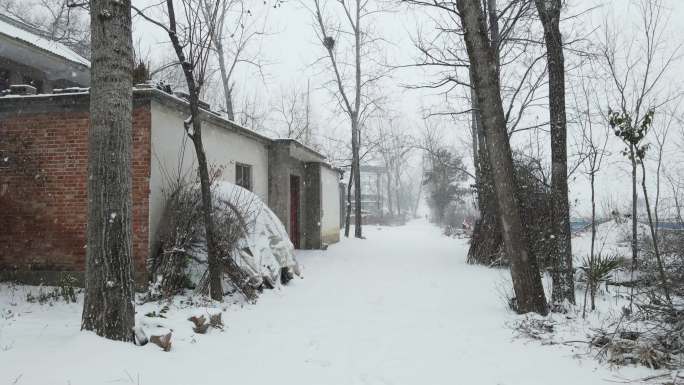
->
[130, 0, 684, 218]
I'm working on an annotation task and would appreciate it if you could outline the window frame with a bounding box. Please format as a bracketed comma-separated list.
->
[235, 162, 252, 191]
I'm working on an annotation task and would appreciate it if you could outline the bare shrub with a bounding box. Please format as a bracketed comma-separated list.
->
[150, 176, 261, 301]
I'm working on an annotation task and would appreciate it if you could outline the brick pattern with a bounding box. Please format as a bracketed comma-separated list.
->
[0, 106, 151, 275]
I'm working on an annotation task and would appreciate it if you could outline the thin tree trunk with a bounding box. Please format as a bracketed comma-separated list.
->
[456, 0, 548, 315]
[640, 162, 671, 302]
[165, 0, 223, 301]
[352, 118, 363, 238]
[535, 0, 575, 306]
[215, 40, 235, 121]
[352, 0, 363, 239]
[344, 164, 354, 237]
[82, 0, 136, 341]
[590, 173, 596, 263]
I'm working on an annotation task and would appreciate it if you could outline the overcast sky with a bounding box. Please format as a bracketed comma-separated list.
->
[130, 0, 684, 218]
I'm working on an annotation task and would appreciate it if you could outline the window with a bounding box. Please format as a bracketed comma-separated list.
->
[236, 163, 252, 191]
[0, 69, 9, 92]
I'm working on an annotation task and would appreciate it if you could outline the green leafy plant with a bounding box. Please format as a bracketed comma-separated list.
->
[581, 253, 621, 316]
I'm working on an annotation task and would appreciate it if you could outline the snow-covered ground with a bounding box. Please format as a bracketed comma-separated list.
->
[0, 220, 652, 385]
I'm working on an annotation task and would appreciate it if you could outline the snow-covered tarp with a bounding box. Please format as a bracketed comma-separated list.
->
[185, 182, 301, 288]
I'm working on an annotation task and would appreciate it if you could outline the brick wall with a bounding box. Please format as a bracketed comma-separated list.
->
[0, 95, 151, 282]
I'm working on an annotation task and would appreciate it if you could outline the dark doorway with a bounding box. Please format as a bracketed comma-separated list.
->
[290, 175, 301, 248]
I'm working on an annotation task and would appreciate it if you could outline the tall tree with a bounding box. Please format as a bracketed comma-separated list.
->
[134, 0, 260, 301]
[164, 0, 224, 301]
[456, 0, 548, 315]
[81, 0, 135, 341]
[599, 0, 680, 294]
[200, 0, 269, 121]
[310, 0, 374, 238]
[535, 0, 575, 305]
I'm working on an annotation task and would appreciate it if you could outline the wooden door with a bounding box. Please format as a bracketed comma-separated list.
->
[290, 175, 301, 248]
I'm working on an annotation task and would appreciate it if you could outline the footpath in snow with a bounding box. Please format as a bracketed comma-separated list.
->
[0, 221, 647, 385]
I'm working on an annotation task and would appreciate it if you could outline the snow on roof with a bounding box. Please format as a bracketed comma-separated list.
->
[0, 14, 89, 68]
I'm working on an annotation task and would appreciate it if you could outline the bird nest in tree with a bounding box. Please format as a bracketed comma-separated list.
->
[323, 36, 335, 50]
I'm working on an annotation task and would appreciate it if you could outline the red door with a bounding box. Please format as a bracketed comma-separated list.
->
[290, 175, 301, 248]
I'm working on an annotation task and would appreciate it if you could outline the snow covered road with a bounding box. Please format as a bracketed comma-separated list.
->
[1, 221, 646, 384]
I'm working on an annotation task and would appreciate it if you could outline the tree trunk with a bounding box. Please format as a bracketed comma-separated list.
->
[188, 106, 224, 301]
[630, 145, 638, 270]
[640, 162, 671, 302]
[165, 0, 223, 301]
[344, 164, 354, 237]
[352, 117, 363, 238]
[387, 170, 393, 215]
[467, 0, 503, 266]
[467, 68, 502, 265]
[215, 39, 235, 121]
[82, 0, 136, 341]
[535, 0, 575, 306]
[456, 0, 548, 315]
[590, 172, 596, 263]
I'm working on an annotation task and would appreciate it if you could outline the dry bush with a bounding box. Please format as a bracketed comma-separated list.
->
[469, 154, 555, 266]
[149, 176, 261, 300]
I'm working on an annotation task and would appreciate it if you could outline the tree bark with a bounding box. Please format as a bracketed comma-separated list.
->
[352, 117, 363, 237]
[467, 64, 502, 266]
[344, 164, 354, 237]
[630, 145, 638, 274]
[456, 0, 548, 315]
[82, 0, 136, 341]
[467, 0, 503, 266]
[215, 39, 235, 121]
[352, 0, 363, 239]
[535, 0, 575, 306]
[165, 0, 223, 301]
[640, 162, 671, 302]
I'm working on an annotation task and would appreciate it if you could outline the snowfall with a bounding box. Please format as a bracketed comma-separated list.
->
[0, 220, 658, 385]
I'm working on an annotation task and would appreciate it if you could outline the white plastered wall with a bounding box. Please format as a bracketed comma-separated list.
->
[320, 165, 341, 244]
[148, 100, 269, 251]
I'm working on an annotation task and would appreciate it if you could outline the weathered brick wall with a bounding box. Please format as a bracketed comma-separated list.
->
[0, 94, 151, 282]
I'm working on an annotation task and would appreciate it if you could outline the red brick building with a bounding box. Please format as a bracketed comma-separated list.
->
[0, 16, 342, 285]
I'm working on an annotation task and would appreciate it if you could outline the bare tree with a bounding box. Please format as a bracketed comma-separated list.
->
[166, 0, 224, 301]
[305, 0, 387, 238]
[374, 116, 415, 217]
[456, 0, 548, 315]
[401, 0, 549, 265]
[134, 0, 256, 301]
[200, 0, 270, 121]
[1, 0, 91, 57]
[599, 0, 681, 283]
[271, 84, 316, 145]
[571, 68, 610, 315]
[81, 0, 135, 341]
[534, 0, 574, 306]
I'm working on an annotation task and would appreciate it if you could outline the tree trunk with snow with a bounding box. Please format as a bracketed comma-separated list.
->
[165, 0, 223, 301]
[467, 67, 502, 265]
[82, 0, 136, 341]
[535, 0, 575, 306]
[456, 0, 548, 315]
[467, 0, 503, 266]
